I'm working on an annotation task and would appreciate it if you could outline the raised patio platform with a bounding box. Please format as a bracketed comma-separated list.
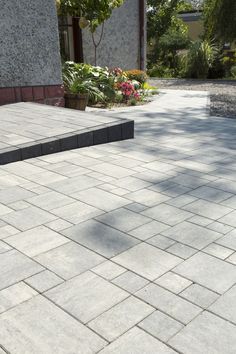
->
[0, 102, 134, 165]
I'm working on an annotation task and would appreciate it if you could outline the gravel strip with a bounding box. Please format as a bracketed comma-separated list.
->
[149, 79, 236, 119]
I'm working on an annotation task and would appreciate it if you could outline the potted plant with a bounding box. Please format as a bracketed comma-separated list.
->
[63, 69, 104, 110]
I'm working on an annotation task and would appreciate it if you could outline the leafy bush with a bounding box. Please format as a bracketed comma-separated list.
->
[148, 64, 175, 78]
[124, 70, 148, 84]
[63, 62, 116, 103]
[62, 69, 106, 103]
[231, 65, 236, 78]
[181, 40, 218, 79]
[221, 54, 236, 77]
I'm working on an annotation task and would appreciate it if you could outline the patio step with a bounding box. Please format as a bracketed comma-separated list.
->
[0, 102, 134, 165]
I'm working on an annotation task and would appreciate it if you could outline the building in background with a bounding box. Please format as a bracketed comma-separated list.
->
[179, 10, 203, 41]
[58, 0, 147, 70]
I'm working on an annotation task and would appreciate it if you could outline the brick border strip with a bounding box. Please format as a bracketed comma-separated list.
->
[0, 85, 65, 107]
[0, 120, 134, 165]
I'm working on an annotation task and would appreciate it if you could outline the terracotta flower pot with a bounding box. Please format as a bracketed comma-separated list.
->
[65, 93, 89, 111]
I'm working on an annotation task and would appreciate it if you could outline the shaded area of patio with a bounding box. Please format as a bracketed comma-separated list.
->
[0, 90, 236, 354]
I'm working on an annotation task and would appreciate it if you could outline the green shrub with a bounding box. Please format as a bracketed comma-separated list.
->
[231, 65, 236, 78]
[62, 62, 116, 103]
[181, 40, 218, 79]
[148, 64, 175, 78]
[221, 54, 236, 77]
[124, 70, 148, 84]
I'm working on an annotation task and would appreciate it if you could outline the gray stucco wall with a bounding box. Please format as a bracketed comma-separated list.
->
[0, 0, 62, 87]
[82, 0, 142, 70]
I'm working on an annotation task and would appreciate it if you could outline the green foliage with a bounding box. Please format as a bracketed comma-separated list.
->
[147, 0, 191, 77]
[57, 0, 124, 32]
[181, 40, 218, 78]
[204, 0, 236, 42]
[63, 62, 116, 103]
[124, 70, 148, 84]
[148, 64, 175, 78]
[231, 66, 236, 79]
[221, 54, 236, 77]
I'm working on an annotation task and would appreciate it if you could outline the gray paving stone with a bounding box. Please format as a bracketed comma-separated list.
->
[96, 208, 151, 232]
[139, 310, 184, 342]
[166, 242, 198, 259]
[188, 215, 212, 226]
[174, 252, 236, 294]
[166, 194, 197, 208]
[219, 210, 236, 227]
[27, 191, 75, 211]
[183, 199, 233, 220]
[0, 240, 12, 254]
[45, 271, 129, 323]
[99, 327, 177, 354]
[35, 242, 104, 279]
[227, 252, 236, 265]
[111, 176, 151, 192]
[0, 203, 13, 216]
[147, 235, 176, 250]
[136, 283, 202, 324]
[48, 175, 102, 195]
[0, 250, 43, 290]
[155, 272, 192, 294]
[0, 282, 37, 313]
[168, 173, 209, 189]
[203, 243, 234, 259]
[92, 261, 126, 280]
[25, 270, 64, 293]
[0, 295, 106, 353]
[0, 186, 35, 204]
[112, 271, 149, 293]
[144, 160, 176, 173]
[125, 202, 148, 213]
[89, 162, 134, 178]
[51, 201, 104, 224]
[125, 188, 170, 207]
[221, 195, 236, 209]
[173, 159, 216, 173]
[5, 225, 69, 257]
[9, 200, 31, 210]
[169, 311, 236, 354]
[142, 204, 192, 226]
[89, 296, 154, 341]
[181, 284, 219, 309]
[129, 220, 170, 241]
[73, 187, 130, 211]
[189, 186, 232, 203]
[62, 220, 139, 258]
[26, 171, 67, 186]
[150, 182, 191, 198]
[162, 221, 222, 249]
[113, 243, 182, 281]
[1, 206, 57, 231]
[207, 221, 233, 234]
[209, 285, 236, 324]
[215, 229, 236, 250]
[45, 218, 73, 232]
[0, 225, 19, 239]
[112, 187, 129, 196]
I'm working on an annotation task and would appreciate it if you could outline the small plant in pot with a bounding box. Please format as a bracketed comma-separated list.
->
[63, 70, 104, 111]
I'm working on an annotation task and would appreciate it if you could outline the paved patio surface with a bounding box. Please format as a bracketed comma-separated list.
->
[0, 90, 236, 353]
[0, 102, 133, 164]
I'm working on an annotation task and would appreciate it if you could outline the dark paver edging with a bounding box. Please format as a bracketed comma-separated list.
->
[0, 119, 134, 165]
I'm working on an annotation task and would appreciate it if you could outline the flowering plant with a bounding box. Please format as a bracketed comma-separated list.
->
[117, 80, 140, 101]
